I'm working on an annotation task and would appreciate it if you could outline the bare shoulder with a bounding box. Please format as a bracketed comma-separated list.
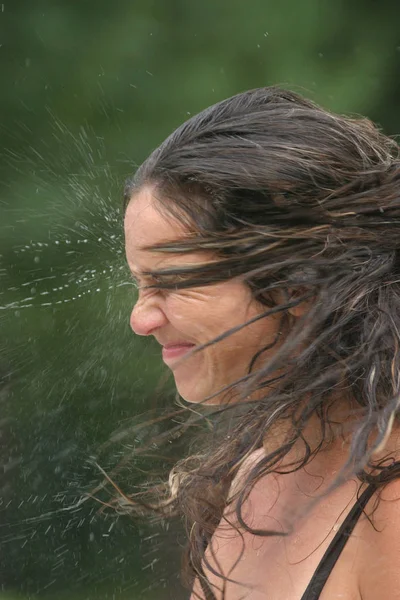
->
[357, 477, 400, 599]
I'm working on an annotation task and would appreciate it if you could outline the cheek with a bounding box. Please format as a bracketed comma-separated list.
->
[213, 302, 281, 360]
[163, 294, 204, 332]
[164, 287, 276, 347]
[164, 290, 215, 325]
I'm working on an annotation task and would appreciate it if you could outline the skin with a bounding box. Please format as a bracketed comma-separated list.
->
[124, 186, 283, 405]
[191, 456, 400, 600]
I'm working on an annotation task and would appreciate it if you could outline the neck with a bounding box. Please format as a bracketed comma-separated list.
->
[263, 392, 400, 481]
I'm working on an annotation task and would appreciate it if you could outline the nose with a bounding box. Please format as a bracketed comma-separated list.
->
[130, 295, 168, 336]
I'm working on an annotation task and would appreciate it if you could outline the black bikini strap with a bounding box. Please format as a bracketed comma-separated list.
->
[300, 483, 377, 600]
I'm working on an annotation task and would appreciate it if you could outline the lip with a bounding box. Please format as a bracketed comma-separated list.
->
[162, 343, 195, 365]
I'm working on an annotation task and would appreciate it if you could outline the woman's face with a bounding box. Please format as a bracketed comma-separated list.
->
[124, 187, 282, 404]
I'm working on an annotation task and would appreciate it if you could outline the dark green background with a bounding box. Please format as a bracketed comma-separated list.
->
[1, 1, 400, 598]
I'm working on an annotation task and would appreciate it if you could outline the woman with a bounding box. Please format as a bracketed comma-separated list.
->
[123, 87, 400, 599]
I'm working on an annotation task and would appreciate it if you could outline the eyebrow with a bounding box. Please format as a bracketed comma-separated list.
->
[128, 267, 155, 280]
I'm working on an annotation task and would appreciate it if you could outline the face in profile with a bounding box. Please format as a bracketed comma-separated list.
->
[124, 186, 282, 404]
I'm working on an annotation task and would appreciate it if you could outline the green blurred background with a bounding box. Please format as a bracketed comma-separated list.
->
[1, 1, 400, 598]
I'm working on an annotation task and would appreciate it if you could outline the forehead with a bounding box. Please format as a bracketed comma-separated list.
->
[124, 187, 187, 246]
[124, 186, 188, 262]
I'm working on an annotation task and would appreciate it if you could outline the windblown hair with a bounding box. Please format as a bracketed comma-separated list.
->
[123, 87, 400, 598]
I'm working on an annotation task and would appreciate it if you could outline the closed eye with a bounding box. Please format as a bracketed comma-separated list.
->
[129, 272, 162, 290]
[128, 266, 187, 289]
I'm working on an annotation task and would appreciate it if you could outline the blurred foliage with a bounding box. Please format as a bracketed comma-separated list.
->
[1, 0, 400, 598]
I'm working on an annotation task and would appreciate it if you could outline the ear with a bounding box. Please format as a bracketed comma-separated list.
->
[287, 286, 314, 318]
[273, 286, 313, 318]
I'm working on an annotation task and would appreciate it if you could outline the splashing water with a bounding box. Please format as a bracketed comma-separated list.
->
[1, 117, 133, 312]
[1, 215, 129, 312]
[0, 116, 182, 599]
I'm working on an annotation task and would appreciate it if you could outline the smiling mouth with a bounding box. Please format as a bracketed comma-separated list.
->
[162, 344, 195, 365]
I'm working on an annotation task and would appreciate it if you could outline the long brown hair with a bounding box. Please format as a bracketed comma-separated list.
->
[122, 87, 400, 597]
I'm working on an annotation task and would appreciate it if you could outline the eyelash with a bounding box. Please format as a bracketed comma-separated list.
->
[130, 274, 166, 290]
[130, 268, 191, 292]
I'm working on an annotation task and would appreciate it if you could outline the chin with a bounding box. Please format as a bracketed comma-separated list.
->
[173, 364, 235, 405]
[177, 386, 206, 404]
[174, 379, 209, 404]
